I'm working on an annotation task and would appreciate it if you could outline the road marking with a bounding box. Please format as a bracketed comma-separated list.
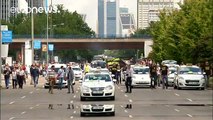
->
[175, 93, 180, 96]
[118, 87, 120, 89]
[9, 117, 15, 120]
[174, 109, 180, 112]
[186, 98, 193, 102]
[70, 116, 74, 119]
[70, 101, 73, 104]
[73, 95, 76, 98]
[129, 115, 133, 118]
[36, 88, 40, 91]
[77, 87, 80, 90]
[36, 104, 40, 107]
[76, 106, 79, 109]
[21, 96, 26, 99]
[165, 105, 170, 107]
[121, 90, 124, 92]
[124, 94, 128, 97]
[73, 111, 76, 114]
[29, 91, 33, 94]
[120, 105, 124, 108]
[129, 99, 133, 103]
[124, 110, 128, 113]
[9, 101, 15, 105]
[21, 111, 26, 115]
[29, 107, 34, 110]
[76, 91, 79, 93]
[187, 114, 193, 117]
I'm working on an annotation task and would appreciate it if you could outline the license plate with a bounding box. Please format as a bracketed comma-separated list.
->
[190, 82, 198, 84]
[92, 91, 103, 94]
[92, 106, 103, 109]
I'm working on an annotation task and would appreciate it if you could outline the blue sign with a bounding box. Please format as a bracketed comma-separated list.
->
[48, 44, 54, 51]
[2, 31, 13, 43]
[34, 40, 41, 49]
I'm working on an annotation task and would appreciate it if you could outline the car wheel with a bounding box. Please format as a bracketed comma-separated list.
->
[200, 87, 205, 90]
[80, 112, 85, 117]
[80, 96, 86, 101]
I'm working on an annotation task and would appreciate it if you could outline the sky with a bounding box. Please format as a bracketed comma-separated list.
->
[50, 0, 137, 32]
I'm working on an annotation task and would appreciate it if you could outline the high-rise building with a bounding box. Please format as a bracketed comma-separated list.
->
[120, 7, 136, 37]
[98, 0, 121, 38]
[0, 0, 19, 21]
[26, 0, 44, 8]
[137, 0, 183, 29]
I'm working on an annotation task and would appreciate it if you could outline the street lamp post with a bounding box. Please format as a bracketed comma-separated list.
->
[0, 20, 2, 87]
[31, 0, 34, 64]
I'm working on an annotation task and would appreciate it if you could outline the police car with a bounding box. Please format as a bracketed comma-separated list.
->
[174, 65, 205, 90]
[80, 104, 115, 116]
[80, 72, 116, 101]
[131, 65, 151, 88]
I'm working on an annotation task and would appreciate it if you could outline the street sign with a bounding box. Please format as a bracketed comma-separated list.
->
[48, 44, 54, 51]
[2, 31, 12, 43]
[42, 44, 47, 51]
[34, 40, 41, 49]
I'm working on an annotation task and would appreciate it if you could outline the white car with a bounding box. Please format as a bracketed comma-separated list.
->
[80, 104, 115, 116]
[44, 64, 67, 88]
[174, 65, 205, 90]
[72, 66, 83, 80]
[131, 66, 151, 88]
[80, 72, 115, 101]
[168, 67, 177, 86]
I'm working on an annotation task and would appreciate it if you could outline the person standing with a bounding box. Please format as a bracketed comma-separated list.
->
[57, 66, 65, 90]
[66, 66, 75, 93]
[203, 61, 212, 88]
[47, 65, 56, 94]
[18, 67, 26, 89]
[160, 63, 169, 89]
[125, 65, 133, 93]
[150, 62, 157, 89]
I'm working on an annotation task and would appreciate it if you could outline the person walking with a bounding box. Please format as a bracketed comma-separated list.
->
[203, 61, 212, 88]
[66, 66, 75, 93]
[11, 68, 17, 89]
[3, 65, 11, 89]
[150, 62, 157, 89]
[125, 65, 133, 93]
[31, 65, 40, 87]
[18, 67, 26, 89]
[160, 63, 169, 89]
[57, 66, 65, 90]
[47, 65, 56, 94]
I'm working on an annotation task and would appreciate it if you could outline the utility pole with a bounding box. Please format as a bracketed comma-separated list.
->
[31, 0, 34, 64]
[0, 19, 2, 88]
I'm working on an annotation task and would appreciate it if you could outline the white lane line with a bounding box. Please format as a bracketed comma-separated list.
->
[21, 111, 26, 115]
[76, 106, 79, 109]
[36, 88, 40, 91]
[129, 115, 133, 118]
[175, 93, 180, 96]
[73, 111, 76, 114]
[124, 110, 128, 113]
[174, 109, 180, 112]
[76, 91, 79, 93]
[70, 116, 74, 119]
[187, 114, 193, 117]
[21, 96, 26, 99]
[129, 99, 133, 103]
[118, 87, 120, 89]
[36, 104, 40, 107]
[120, 105, 124, 108]
[29, 107, 34, 110]
[9, 101, 15, 105]
[70, 101, 73, 104]
[165, 105, 170, 107]
[73, 95, 76, 98]
[29, 91, 33, 94]
[124, 94, 128, 97]
[9, 117, 15, 120]
[186, 98, 193, 102]
[121, 90, 124, 92]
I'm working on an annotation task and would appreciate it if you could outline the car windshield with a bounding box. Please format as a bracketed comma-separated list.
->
[169, 68, 177, 74]
[179, 67, 202, 74]
[133, 67, 149, 74]
[73, 68, 81, 71]
[84, 74, 111, 82]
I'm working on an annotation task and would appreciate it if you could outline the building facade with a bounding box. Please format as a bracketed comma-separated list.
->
[137, 0, 183, 29]
[0, 0, 19, 21]
[120, 7, 136, 37]
[26, 0, 44, 8]
[98, 0, 121, 38]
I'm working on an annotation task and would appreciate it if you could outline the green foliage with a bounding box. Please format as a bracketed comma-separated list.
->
[149, 0, 213, 63]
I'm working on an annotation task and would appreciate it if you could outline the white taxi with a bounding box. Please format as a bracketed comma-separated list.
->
[131, 66, 151, 88]
[174, 65, 205, 90]
[80, 72, 115, 101]
[80, 104, 115, 116]
[72, 66, 83, 80]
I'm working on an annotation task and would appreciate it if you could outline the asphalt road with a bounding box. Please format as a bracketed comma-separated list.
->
[1, 77, 212, 120]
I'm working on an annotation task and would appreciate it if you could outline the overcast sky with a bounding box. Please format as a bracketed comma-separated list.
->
[50, 0, 137, 32]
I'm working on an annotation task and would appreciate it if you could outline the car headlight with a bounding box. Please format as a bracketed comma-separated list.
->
[82, 85, 90, 91]
[105, 85, 113, 90]
[179, 77, 184, 81]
